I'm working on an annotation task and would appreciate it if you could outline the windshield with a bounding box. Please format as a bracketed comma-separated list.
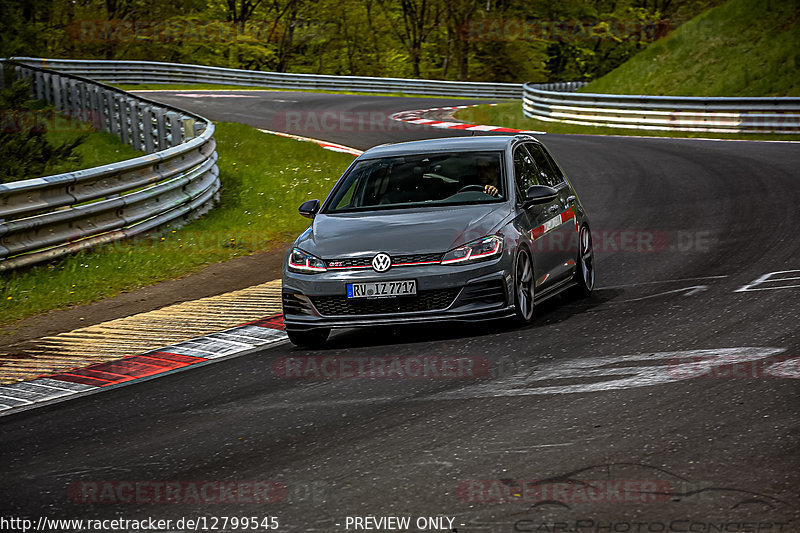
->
[324, 151, 506, 213]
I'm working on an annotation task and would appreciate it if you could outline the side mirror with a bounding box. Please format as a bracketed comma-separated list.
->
[523, 185, 558, 207]
[299, 199, 320, 219]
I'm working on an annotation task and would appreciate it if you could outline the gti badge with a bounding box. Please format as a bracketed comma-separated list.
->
[372, 253, 391, 272]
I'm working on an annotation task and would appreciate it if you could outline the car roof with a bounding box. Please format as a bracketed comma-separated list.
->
[359, 135, 538, 159]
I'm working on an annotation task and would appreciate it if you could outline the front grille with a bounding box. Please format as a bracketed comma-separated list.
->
[392, 253, 442, 264]
[325, 253, 443, 270]
[311, 288, 460, 316]
[326, 257, 372, 268]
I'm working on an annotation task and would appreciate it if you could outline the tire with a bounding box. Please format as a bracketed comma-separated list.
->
[513, 249, 535, 324]
[572, 224, 595, 297]
[287, 328, 330, 348]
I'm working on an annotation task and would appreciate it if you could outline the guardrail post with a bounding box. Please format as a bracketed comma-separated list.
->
[130, 100, 142, 152]
[68, 79, 78, 117]
[87, 85, 101, 130]
[59, 76, 69, 113]
[32, 66, 42, 93]
[53, 75, 63, 111]
[142, 106, 155, 154]
[183, 117, 195, 140]
[83, 82, 93, 123]
[108, 93, 119, 137]
[168, 112, 182, 147]
[42, 72, 53, 103]
[64, 78, 72, 116]
[75, 81, 85, 122]
[154, 108, 167, 151]
[118, 96, 130, 145]
[100, 89, 112, 133]
[35, 71, 44, 100]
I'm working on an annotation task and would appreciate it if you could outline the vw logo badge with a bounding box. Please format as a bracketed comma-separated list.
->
[372, 253, 391, 273]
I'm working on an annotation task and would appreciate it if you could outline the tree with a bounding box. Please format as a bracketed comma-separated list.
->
[442, 0, 481, 80]
[380, 0, 442, 77]
[0, 78, 84, 184]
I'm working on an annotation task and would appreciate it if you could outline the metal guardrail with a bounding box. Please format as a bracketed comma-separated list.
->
[0, 59, 220, 272]
[523, 83, 800, 133]
[12, 58, 525, 99]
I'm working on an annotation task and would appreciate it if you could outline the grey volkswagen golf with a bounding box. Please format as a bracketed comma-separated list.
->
[282, 135, 595, 347]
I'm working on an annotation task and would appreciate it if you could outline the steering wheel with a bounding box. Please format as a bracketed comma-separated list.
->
[457, 184, 486, 194]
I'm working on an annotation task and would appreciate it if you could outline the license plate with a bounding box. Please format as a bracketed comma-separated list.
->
[347, 280, 417, 299]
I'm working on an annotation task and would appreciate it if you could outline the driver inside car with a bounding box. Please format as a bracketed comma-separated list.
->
[476, 157, 501, 197]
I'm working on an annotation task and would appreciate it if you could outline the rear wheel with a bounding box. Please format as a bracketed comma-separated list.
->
[287, 328, 330, 349]
[572, 225, 595, 297]
[513, 249, 535, 324]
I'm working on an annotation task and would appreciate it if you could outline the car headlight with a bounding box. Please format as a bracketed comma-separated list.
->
[441, 235, 503, 265]
[288, 248, 327, 273]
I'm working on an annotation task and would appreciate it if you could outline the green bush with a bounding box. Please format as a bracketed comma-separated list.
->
[0, 79, 84, 183]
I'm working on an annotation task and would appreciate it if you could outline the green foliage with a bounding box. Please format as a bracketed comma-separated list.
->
[43, 128, 144, 175]
[582, 0, 800, 96]
[0, 79, 85, 183]
[0, 0, 730, 83]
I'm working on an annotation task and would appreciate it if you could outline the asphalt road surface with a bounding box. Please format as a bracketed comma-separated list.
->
[1, 91, 798, 533]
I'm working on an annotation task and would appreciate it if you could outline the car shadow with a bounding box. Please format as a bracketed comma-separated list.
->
[310, 290, 618, 351]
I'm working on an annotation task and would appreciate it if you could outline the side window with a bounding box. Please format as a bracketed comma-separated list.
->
[543, 150, 566, 184]
[526, 143, 564, 188]
[513, 145, 539, 198]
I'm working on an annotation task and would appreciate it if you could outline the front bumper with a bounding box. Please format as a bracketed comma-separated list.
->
[282, 258, 513, 331]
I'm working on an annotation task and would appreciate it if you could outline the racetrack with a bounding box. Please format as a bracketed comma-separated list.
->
[1, 91, 798, 532]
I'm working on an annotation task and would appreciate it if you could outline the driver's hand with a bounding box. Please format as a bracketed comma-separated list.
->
[484, 185, 499, 197]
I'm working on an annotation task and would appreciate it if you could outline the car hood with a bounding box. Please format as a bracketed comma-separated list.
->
[296, 204, 511, 257]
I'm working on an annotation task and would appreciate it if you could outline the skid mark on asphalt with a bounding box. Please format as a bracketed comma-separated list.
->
[426, 347, 793, 399]
[0, 279, 284, 386]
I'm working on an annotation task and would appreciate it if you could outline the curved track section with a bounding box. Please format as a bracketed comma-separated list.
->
[1, 90, 798, 530]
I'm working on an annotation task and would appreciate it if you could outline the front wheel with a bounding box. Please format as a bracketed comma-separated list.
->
[572, 225, 595, 297]
[513, 249, 535, 324]
[287, 328, 330, 349]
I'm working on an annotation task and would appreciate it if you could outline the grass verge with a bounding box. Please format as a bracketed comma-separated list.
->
[454, 102, 800, 142]
[581, 0, 800, 97]
[43, 121, 144, 176]
[0, 122, 356, 327]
